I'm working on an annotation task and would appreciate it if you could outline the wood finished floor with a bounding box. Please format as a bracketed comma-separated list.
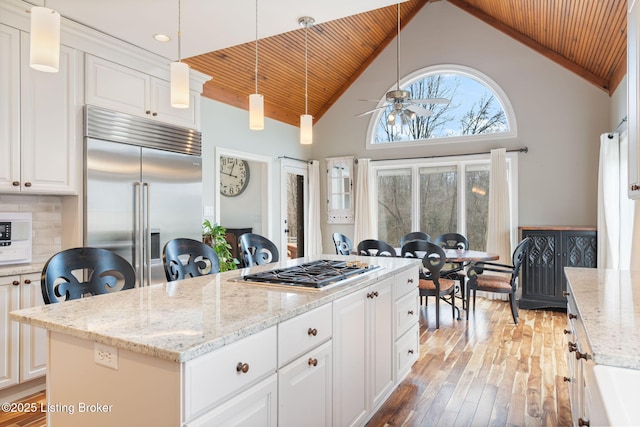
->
[0, 297, 570, 427]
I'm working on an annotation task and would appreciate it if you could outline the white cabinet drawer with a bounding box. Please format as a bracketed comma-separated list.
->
[394, 290, 418, 339]
[278, 303, 332, 367]
[393, 268, 418, 299]
[395, 324, 419, 382]
[184, 326, 277, 420]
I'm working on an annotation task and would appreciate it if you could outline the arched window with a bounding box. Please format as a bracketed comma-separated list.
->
[366, 64, 517, 148]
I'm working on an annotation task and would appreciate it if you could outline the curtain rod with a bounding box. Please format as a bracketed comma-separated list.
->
[608, 116, 627, 138]
[278, 155, 312, 164]
[355, 146, 528, 163]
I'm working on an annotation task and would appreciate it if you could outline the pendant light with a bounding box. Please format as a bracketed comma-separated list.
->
[171, 0, 190, 109]
[249, 0, 264, 130]
[299, 16, 315, 145]
[30, 0, 61, 73]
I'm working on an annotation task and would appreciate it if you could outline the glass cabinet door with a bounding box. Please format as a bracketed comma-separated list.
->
[326, 156, 354, 224]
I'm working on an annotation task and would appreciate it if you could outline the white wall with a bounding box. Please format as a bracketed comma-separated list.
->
[312, 1, 612, 251]
[200, 99, 310, 245]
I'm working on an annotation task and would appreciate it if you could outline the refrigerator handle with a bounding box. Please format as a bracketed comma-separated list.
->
[143, 182, 152, 287]
[133, 182, 143, 286]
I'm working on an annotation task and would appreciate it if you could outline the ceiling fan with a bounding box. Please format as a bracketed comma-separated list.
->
[357, 2, 449, 125]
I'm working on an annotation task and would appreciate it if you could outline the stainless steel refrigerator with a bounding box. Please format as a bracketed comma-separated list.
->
[84, 106, 202, 286]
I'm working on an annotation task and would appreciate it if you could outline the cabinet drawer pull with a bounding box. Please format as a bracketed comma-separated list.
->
[308, 358, 318, 367]
[12, 280, 19, 286]
[563, 329, 571, 335]
[568, 313, 577, 320]
[12, 181, 19, 187]
[632, 184, 640, 192]
[307, 328, 318, 336]
[575, 351, 590, 361]
[563, 376, 571, 382]
[23, 279, 31, 284]
[236, 362, 249, 373]
[373, 291, 379, 297]
[568, 342, 577, 352]
[367, 292, 374, 299]
[408, 349, 414, 354]
[407, 278, 414, 284]
[562, 291, 570, 297]
[578, 417, 590, 426]
[408, 310, 414, 315]
[24, 182, 32, 187]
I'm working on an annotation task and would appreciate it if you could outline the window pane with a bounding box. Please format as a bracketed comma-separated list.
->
[465, 165, 490, 250]
[419, 166, 457, 238]
[377, 169, 412, 245]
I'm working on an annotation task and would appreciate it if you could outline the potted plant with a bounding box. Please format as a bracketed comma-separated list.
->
[202, 219, 238, 271]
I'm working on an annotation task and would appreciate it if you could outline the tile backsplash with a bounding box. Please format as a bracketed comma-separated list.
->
[0, 194, 62, 264]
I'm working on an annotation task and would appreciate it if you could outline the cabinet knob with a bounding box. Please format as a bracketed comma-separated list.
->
[563, 291, 570, 297]
[236, 362, 249, 373]
[145, 110, 151, 115]
[563, 376, 571, 382]
[575, 351, 590, 361]
[563, 329, 571, 335]
[407, 278, 414, 284]
[12, 280, 19, 286]
[578, 417, 590, 426]
[568, 342, 577, 352]
[408, 349, 414, 354]
[24, 182, 32, 187]
[11, 181, 19, 187]
[568, 313, 577, 320]
[373, 291, 379, 297]
[408, 310, 414, 315]
[307, 328, 318, 336]
[23, 279, 31, 284]
[632, 184, 640, 191]
[308, 358, 318, 367]
[367, 292, 374, 299]
[152, 112, 158, 117]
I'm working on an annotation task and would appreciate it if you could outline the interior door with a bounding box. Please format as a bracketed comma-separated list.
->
[281, 161, 308, 260]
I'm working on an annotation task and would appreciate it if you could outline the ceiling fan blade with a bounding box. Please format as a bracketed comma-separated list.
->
[355, 106, 387, 117]
[410, 98, 450, 104]
[406, 106, 434, 117]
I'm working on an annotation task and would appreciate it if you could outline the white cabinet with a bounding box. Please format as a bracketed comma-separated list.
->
[0, 273, 46, 390]
[325, 157, 354, 224]
[86, 55, 200, 129]
[393, 268, 419, 382]
[0, 26, 80, 194]
[629, 0, 640, 199]
[333, 276, 393, 426]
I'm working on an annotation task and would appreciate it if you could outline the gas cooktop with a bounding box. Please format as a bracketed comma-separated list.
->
[241, 259, 380, 289]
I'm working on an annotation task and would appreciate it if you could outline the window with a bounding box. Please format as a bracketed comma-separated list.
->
[373, 154, 516, 250]
[367, 65, 516, 148]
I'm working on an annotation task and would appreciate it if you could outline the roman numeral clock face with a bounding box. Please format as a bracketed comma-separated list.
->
[220, 157, 250, 197]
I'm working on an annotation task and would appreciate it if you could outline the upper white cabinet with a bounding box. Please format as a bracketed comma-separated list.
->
[0, 25, 80, 195]
[86, 55, 200, 129]
[629, 0, 640, 199]
[326, 156, 354, 224]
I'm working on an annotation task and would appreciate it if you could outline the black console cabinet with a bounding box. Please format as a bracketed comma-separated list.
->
[519, 227, 597, 310]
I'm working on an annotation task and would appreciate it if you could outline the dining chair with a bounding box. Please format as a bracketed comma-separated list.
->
[434, 232, 470, 309]
[356, 239, 396, 257]
[399, 231, 431, 247]
[239, 233, 279, 266]
[465, 237, 532, 324]
[41, 247, 136, 304]
[162, 238, 220, 281]
[416, 241, 457, 329]
[332, 233, 353, 255]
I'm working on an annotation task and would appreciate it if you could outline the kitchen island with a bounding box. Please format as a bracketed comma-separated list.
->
[11, 254, 420, 426]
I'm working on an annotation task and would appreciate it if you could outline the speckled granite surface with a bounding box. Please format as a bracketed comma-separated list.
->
[565, 267, 640, 370]
[10, 255, 419, 363]
[0, 262, 43, 277]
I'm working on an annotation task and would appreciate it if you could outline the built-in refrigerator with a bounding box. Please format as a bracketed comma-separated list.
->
[84, 106, 202, 286]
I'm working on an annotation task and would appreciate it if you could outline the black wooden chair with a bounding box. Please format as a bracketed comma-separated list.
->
[162, 238, 220, 281]
[434, 232, 470, 309]
[239, 233, 279, 266]
[466, 237, 532, 324]
[332, 233, 353, 255]
[356, 239, 396, 257]
[402, 239, 458, 327]
[399, 231, 431, 247]
[41, 247, 136, 304]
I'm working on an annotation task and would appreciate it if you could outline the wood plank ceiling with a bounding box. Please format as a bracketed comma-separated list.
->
[184, 0, 627, 127]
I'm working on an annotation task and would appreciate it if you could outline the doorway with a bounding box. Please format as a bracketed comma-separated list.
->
[281, 160, 308, 260]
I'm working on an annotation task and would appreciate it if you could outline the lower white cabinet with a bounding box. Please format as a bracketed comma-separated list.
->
[0, 273, 46, 390]
[333, 276, 394, 427]
[278, 340, 332, 427]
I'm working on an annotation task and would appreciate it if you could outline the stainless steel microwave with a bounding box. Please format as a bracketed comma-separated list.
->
[0, 212, 32, 265]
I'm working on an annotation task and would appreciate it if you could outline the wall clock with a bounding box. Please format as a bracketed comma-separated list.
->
[220, 157, 250, 197]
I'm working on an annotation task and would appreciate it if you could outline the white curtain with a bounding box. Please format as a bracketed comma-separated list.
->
[597, 132, 640, 269]
[484, 148, 512, 300]
[354, 158, 375, 247]
[306, 160, 323, 255]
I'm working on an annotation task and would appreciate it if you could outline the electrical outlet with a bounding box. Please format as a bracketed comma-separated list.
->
[94, 343, 118, 370]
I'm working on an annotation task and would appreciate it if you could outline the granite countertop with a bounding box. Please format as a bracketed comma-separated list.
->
[10, 254, 419, 363]
[564, 267, 640, 370]
[0, 262, 44, 277]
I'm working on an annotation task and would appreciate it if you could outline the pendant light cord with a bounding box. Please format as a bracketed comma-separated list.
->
[396, 2, 400, 91]
[177, 0, 182, 62]
[304, 21, 308, 115]
[255, 0, 259, 94]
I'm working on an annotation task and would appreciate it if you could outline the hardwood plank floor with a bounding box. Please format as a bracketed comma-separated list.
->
[367, 297, 571, 427]
[0, 297, 570, 427]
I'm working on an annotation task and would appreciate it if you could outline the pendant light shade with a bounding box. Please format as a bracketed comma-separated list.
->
[171, 0, 190, 109]
[300, 114, 313, 145]
[30, 5, 60, 73]
[170, 61, 190, 108]
[299, 16, 315, 145]
[249, 0, 264, 130]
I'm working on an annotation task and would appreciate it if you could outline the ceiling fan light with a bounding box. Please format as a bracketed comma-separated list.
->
[170, 61, 190, 108]
[30, 6, 61, 73]
[249, 94, 264, 130]
[387, 112, 396, 125]
[407, 110, 417, 120]
[300, 114, 313, 145]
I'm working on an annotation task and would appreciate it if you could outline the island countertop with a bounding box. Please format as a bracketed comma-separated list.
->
[564, 267, 640, 370]
[10, 254, 419, 363]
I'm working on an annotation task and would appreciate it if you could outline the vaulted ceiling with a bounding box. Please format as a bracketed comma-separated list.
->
[184, 0, 628, 127]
